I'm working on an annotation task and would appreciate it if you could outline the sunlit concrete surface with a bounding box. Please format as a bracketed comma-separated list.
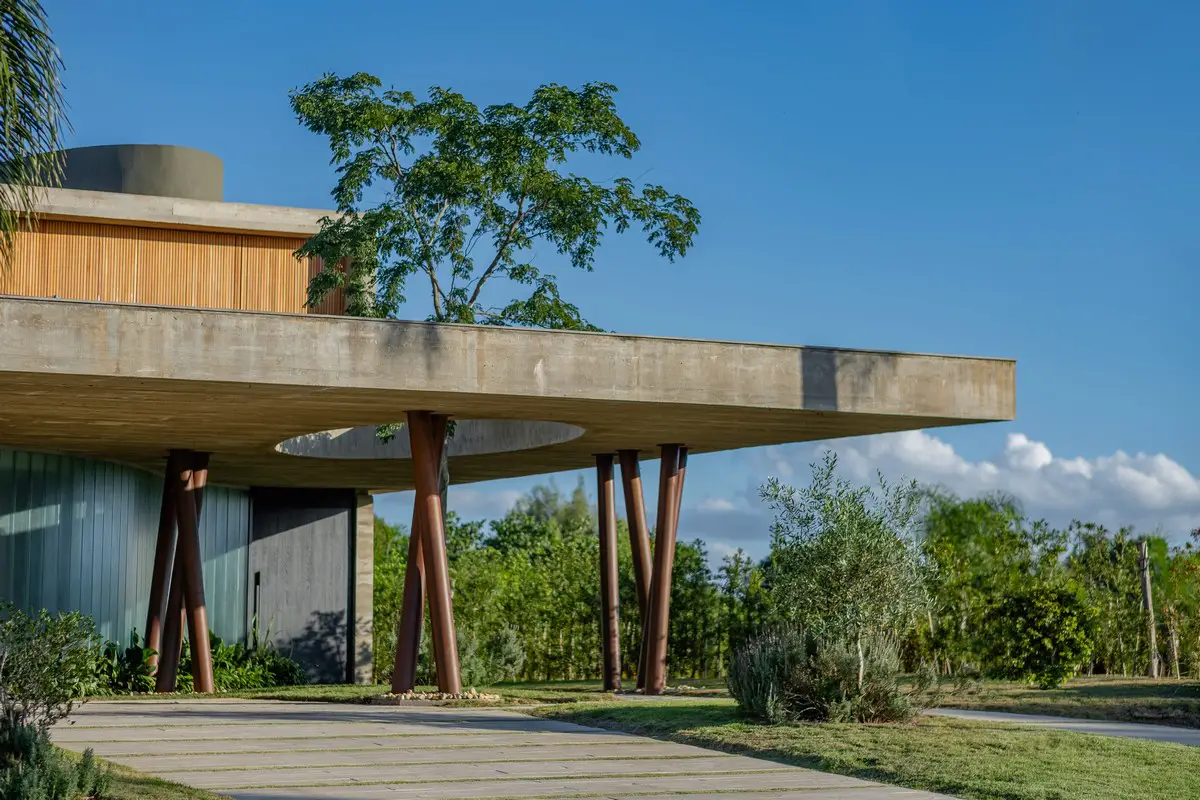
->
[56, 700, 953, 799]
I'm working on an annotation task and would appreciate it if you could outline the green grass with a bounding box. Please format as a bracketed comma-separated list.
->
[529, 698, 1200, 800]
[55, 751, 227, 800]
[938, 675, 1200, 729]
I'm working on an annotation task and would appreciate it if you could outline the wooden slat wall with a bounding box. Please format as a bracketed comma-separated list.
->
[1, 220, 347, 315]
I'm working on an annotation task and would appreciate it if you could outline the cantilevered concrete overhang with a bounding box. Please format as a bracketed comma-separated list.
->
[0, 295, 1015, 489]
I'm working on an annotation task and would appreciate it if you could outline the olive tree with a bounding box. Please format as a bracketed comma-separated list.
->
[762, 451, 931, 688]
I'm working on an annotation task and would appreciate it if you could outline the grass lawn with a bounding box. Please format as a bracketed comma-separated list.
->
[530, 698, 1200, 800]
[939, 675, 1200, 729]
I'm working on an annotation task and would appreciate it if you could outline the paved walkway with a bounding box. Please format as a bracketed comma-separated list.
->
[927, 708, 1200, 746]
[56, 700, 949, 799]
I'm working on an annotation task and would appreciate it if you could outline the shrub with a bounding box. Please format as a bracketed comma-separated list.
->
[436, 628, 527, 689]
[0, 719, 110, 799]
[173, 630, 307, 693]
[480, 628, 525, 684]
[981, 583, 1097, 689]
[728, 629, 919, 723]
[727, 628, 804, 723]
[0, 604, 99, 730]
[92, 632, 155, 695]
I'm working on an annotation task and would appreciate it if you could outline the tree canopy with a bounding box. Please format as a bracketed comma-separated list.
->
[291, 74, 700, 329]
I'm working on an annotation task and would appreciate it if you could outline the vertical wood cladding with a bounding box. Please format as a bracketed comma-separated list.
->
[1, 220, 346, 315]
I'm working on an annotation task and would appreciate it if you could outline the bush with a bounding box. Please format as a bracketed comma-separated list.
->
[727, 629, 802, 722]
[92, 632, 155, 695]
[172, 630, 307, 693]
[728, 629, 919, 723]
[457, 628, 526, 688]
[0, 719, 110, 800]
[0, 604, 99, 730]
[982, 583, 1097, 689]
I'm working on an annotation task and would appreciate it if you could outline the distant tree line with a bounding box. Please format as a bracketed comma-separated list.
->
[373, 480, 766, 685]
[372, 470, 1200, 686]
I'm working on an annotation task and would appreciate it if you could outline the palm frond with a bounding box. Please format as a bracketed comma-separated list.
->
[0, 0, 69, 269]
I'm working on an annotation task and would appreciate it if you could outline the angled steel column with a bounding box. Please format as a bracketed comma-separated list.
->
[674, 448, 689, 522]
[618, 450, 653, 689]
[156, 450, 208, 692]
[393, 415, 447, 693]
[597, 454, 621, 691]
[177, 453, 214, 693]
[644, 444, 683, 695]
[156, 452, 212, 693]
[391, 505, 426, 693]
[407, 411, 461, 694]
[145, 450, 186, 674]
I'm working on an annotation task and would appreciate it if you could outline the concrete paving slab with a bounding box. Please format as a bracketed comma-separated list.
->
[233, 788, 940, 800]
[121, 741, 726, 771]
[166, 756, 793, 790]
[225, 770, 883, 799]
[56, 700, 954, 799]
[86, 732, 641, 757]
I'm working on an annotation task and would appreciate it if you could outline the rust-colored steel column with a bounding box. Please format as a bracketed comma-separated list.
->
[392, 415, 447, 693]
[618, 450, 653, 689]
[145, 451, 186, 674]
[156, 451, 208, 693]
[408, 411, 461, 694]
[597, 454, 621, 691]
[155, 555, 186, 692]
[617, 451, 652, 618]
[644, 444, 683, 695]
[673, 448, 689, 523]
[391, 505, 426, 693]
[177, 453, 214, 693]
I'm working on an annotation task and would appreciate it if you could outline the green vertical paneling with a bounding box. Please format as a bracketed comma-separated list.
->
[0, 448, 250, 644]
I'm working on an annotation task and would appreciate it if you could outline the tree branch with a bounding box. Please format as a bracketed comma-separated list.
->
[467, 194, 529, 308]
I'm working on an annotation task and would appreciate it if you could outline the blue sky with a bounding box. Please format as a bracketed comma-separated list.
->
[50, 1, 1198, 557]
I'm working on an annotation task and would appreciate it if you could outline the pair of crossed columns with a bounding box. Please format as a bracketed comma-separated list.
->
[599, 445, 688, 693]
[391, 417, 689, 695]
[392, 412, 462, 695]
[145, 450, 216, 693]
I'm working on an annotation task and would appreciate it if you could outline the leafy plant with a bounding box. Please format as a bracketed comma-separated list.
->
[0, 719, 110, 799]
[982, 583, 1098, 689]
[0, 604, 99, 731]
[172, 629, 306, 693]
[92, 631, 155, 695]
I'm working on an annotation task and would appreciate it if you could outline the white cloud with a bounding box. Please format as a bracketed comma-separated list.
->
[696, 497, 736, 512]
[768, 431, 1200, 541]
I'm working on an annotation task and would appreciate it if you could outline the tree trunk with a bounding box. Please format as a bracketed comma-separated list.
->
[1169, 623, 1181, 679]
[1137, 540, 1159, 678]
[856, 636, 865, 691]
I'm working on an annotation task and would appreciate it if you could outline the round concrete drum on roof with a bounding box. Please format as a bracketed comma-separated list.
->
[276, 419, 586, 460]
[55, 144, 224, 201]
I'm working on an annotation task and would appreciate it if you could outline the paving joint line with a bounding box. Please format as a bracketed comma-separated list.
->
[150, 753, 733, 773]
[203, 767, 800, 791]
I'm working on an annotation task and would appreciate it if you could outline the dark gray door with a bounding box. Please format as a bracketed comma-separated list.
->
[249, 488, 354, 683]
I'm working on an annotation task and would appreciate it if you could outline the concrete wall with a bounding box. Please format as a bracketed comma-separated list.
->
[248, 488, 356, 683]
[351, 492, 374, 685]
